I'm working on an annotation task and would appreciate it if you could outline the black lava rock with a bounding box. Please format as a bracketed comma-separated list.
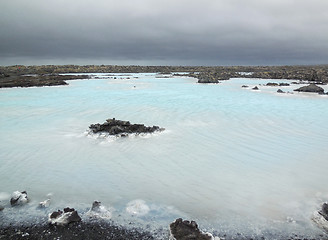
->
[89, 118, 164, 136]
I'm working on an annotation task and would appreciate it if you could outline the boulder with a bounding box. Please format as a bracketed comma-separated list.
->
[48, 207, 81, 226]
[252, 86, 259, 90]
[10, 191, 29, 206]
[241, 85, 249, 88]
[294, 84, 324, 93]
[89, 118, 164, 136]
[169, 218, 216, 240]
[0, 205, 4, 211]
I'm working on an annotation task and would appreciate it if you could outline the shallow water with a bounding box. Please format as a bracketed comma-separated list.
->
[1, 73, 328, 238]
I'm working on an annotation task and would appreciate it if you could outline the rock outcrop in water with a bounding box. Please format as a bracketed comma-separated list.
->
[0, 74, 89, 88]
[266, 82, 290, 86]
[319, 203, 328, 221]
[277, 89, 285, 93]
[48, 207, 81, 226]
[89, 118, 164, 136]
[294, 84, 325, 94]
[10, 191, 29, 206]
[312, 203, 328, 233]
[169, 218, 217, 240]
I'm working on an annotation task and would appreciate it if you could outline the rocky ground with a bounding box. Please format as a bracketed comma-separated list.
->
[0, 221, 155, 240]
[193, 65, 328, 84]
[0, 221, 325, 240]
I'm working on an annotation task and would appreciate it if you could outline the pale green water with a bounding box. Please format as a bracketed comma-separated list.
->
[0, 73, 327, 238]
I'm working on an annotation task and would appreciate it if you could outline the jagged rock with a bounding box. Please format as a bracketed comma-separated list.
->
[319, 203, 328, 221]
[277, 89, 285, 93]
[89, 118, 164, 136]
[10, 191, 28, 206]
[312, 203, 328, 233]
[294, 84, 324, 93]
[169, 218, 218, 240]
[252, 86, 259, 90]
[86, 201, 112, 219]
[48, 207, 81, 226]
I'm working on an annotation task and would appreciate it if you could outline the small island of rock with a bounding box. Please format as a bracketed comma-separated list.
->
[89, 118, 164, 137]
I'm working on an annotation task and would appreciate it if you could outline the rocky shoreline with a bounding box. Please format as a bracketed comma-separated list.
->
[0, 221, 325, 240]
[1, 191, 327, 240]
[1, 64, 328, 88]
[0, 73, 89, 88]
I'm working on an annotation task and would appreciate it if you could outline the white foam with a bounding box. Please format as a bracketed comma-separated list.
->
[126, 199, 150, 216]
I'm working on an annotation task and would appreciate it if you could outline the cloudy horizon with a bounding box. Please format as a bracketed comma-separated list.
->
[1, 0, 328, 66]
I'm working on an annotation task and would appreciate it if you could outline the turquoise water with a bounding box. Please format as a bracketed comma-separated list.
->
[1, 73, 328, 238]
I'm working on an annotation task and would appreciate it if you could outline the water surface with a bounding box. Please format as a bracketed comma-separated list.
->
[1, 73, 327, 238]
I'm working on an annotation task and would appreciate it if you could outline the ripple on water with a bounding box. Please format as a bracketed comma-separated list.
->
[0, 74, 327, 238]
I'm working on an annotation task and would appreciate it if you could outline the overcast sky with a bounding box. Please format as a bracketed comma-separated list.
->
[1, 0, 328, 66]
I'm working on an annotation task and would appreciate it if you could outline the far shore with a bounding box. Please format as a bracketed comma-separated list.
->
[1, 64, 327, 88]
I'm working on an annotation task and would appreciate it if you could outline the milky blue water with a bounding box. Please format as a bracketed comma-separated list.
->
[1, 73, 328, 238]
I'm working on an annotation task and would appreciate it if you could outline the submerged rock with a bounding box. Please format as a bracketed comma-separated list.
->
[0, 205, 4, 211]
[10, 191, 29, 206]
[86, 201, 112, 219]
[89, 118, 164, 136]
[169, 218, 218, 240]
[294, 84, 324, 93]
[48, 207, 81, 226]
[312, 203, 328, 233]
[277, 89, 285, 93]
[38, 199, 51, 208]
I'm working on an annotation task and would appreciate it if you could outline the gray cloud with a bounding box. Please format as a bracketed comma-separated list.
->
[1, 0, 328, 65]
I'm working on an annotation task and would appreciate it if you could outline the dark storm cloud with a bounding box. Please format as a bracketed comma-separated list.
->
[1, 0, 328, 65]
